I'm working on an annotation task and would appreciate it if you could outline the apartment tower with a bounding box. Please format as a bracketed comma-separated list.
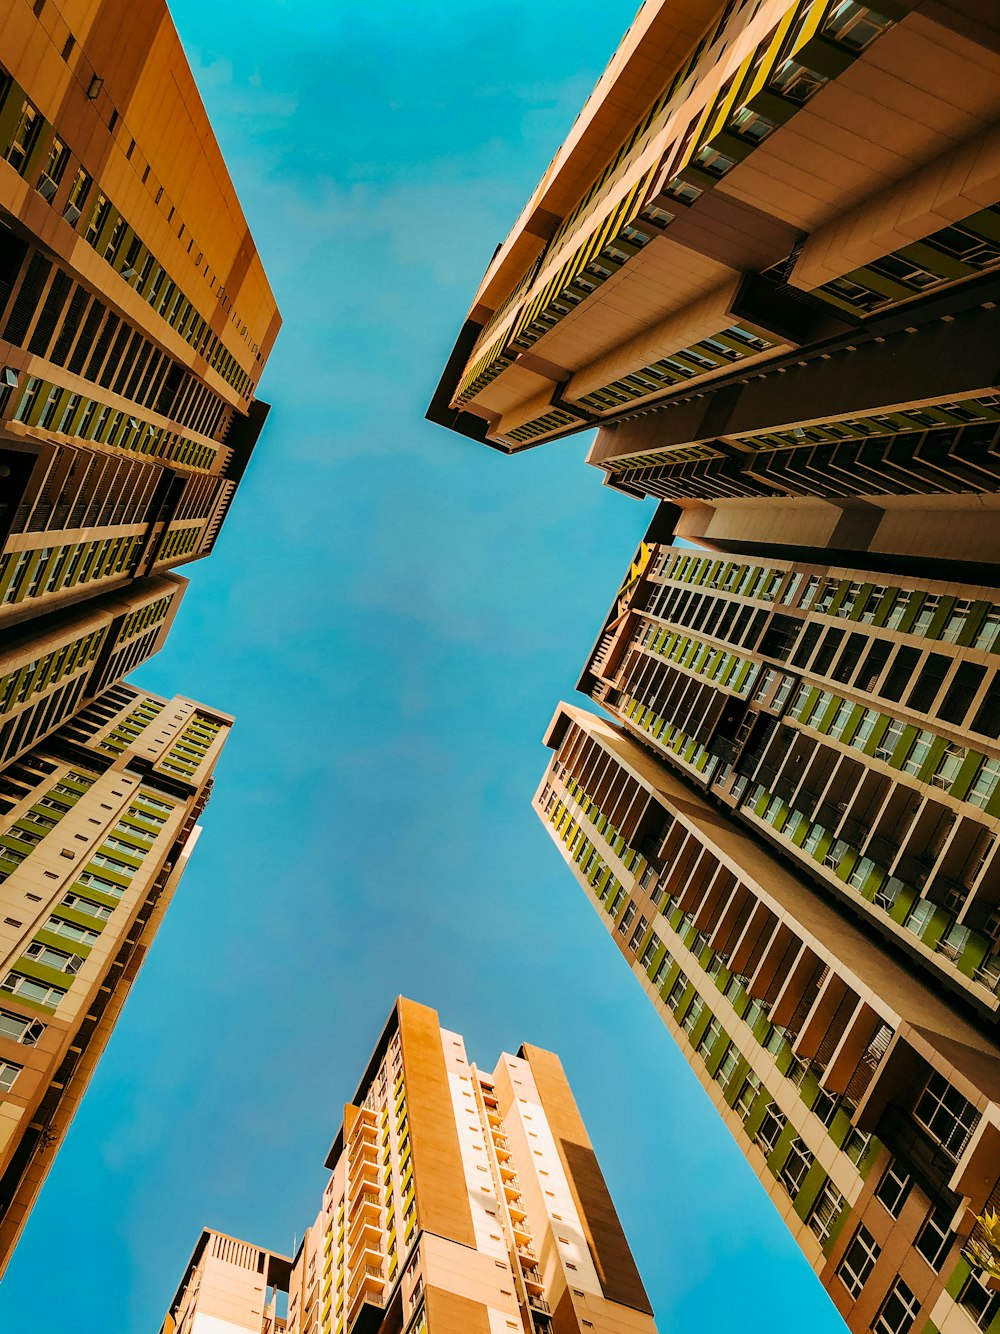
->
[0, 680, 231, 1274]
[0, 0, 278, 1273]
[160, 997, 660, 1334]
[535, 703, 1000, 1334]
[0, 0, 280, 627]
[430, 0, 1000, 566]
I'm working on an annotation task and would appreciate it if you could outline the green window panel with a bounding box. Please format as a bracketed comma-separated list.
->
[31, 927, 91, 959]
[11, 956, 76, 990]
[792, 1163, 829, 1222]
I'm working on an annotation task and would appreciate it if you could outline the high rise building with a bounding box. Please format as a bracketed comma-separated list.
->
[0, 571, 185, 769]
[0, 679, 231, 1274]
[0, 2, 275, 1265]
[429, 0, 1000, 564]
[534, 701, 1000, 1334]
[578, 512, 1000, 1016]
[160, 998, 659, 1334]
[0, 0, 280, 629]
[162, 1229, 292, 1334]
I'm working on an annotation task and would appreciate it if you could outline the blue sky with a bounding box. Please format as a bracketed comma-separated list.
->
[0, 3, 847, 1330]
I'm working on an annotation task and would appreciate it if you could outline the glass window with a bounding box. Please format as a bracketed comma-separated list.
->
[735, 1072, 761, 1120]
[838, 1224, 881, 1299]
[822, 0, 894, 50]
[681, 995, 704, 1034]
[968, 756, 1000, 811]
[808, 1180, 846, 1246]
[914, 1072, 981, 1159]
[933, 742, 967, 790]
[779, 1136, 813, 1196]
[875, 1161, 912, 1218]
[958, 1273, 1000, 1330]
[0, 973, 66, 1007]
[902, 729, 935, 776]
[874, 718, 906, 763]
[754, 1103, 786, 1155]
[0, 1059, 21, 1093]
[696, 1016, 722, 1059]
[770, 56, 828, 104]
[666, 974, 689, 1013]
[714, 1043, 739, 1093]
[0, 1008, 44, 1045]
[874, 1279, 920, 1334]
[973, 608, 1000, 652]
[4, 99, 41, 175]
[915, 1204, 954, 1271]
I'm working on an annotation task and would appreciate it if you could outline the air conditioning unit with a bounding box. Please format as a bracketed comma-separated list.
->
[63, 203, 81, 225]
[37, 174, 58, 200]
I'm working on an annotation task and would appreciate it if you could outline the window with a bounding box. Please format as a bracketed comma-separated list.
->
[973, 608, 1000, 652]
[874, 1160, 912, 1218]
[901, 729, 934, 777]
[628, 915, 648, 953]
[838, 1225, 881, 1299]
[808, 1180, 846, 1246]
[914, 1072, 980, 1159]
[904, 898, 935, 939]
[848, 856, 877, 891]
[735, 1072, 761, 1119]
[38, 133, 68, 190]
[714, 1042, 739, 1093]
[769, 56, 828, 104]
[958, 1273, 1000, 1329]
[884, 591, 912, 630]
[932, 742, 966, 790]
[754, 1103, 786, 1155]
[652, 950, 674, 988]
[5, 99, 41, 175]
[666, 973, 689, 1013]
[0, 1059, 21, 1093]
[640, 933, 662, 969]
[696, 1017, 722, 1060]
[968, 756, 1000, 811]
[915, 1203, 954, 1271]
[45, 916, 100, 946]
[24, 941, 82, 973]
[0, 1009, 44, 1045]
[681, 995, 705, 1036]
[828, 700, 855, 740]
[822, 0, 894, 50]
[778, 1136, 813, 1196]
[941, 600, 972, 644]
[730, 104, 776, 143]
[874, 1279, 920, 1334]
[874, 718, 906, 763]
[0, 973, 66, 1008]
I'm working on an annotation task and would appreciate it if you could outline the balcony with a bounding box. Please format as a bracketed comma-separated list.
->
[527, 1293, 551, 1314]
[877, 1105, 961, 1208]
[521, 1266, 544, 1294]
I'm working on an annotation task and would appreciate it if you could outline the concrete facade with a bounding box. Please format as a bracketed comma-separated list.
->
[429, 0, 1000, 562]
[161, 999, 660, 1334]
[578, 512, 1000, 1016]
[0, 0, 279, 629]
[535, 702, 1000, 1334]
[0, 680, 231, 1274]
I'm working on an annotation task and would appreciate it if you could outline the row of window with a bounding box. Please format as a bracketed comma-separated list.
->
[0, 535, 142, 610]
[0, 626, 106, 717]
[788, 684, 1000, 809]
[12, 375, 218, 473]
[745, 779, 1000, 993]
[0, 69, 257, 390]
